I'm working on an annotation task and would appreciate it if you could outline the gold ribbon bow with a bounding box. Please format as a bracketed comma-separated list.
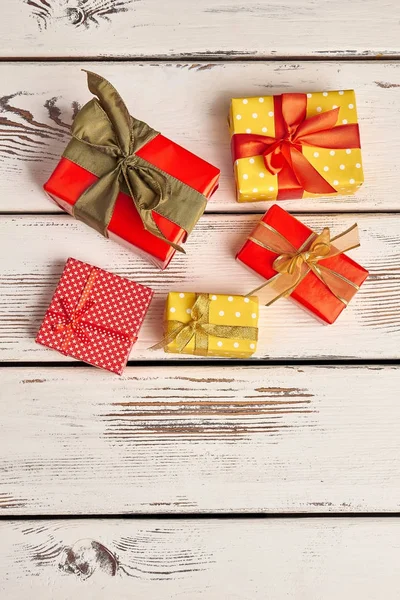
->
[249, 221, 361, 306]
[150, 293, 258, 355]
[63, 71, 208, 251]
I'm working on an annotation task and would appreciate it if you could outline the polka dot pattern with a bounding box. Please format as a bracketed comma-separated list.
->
[36, 258, 153, 375]
[303, 90, 363, 196]
[164, 292, 259, 358]
[230, 89, 364, 201]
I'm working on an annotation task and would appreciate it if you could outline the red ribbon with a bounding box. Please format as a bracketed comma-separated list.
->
[50, 297, 96, 346]
[231, 93, 361, 200]
[48, 268, 136, 352]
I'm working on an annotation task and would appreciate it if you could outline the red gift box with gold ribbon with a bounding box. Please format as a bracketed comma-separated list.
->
[229, 90, 364, 202]
[236, 205, 369, 324]
[36, 258, 153, 374]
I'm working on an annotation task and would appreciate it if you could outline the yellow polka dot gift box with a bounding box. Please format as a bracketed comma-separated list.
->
[152, 292, 259, 358]
[229, 90, 364, 202]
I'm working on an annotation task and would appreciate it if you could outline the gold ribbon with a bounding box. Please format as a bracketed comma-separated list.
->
[150, 293, 258, 355]
[248, 221, 361, 306]
[63, 71, 208, 251]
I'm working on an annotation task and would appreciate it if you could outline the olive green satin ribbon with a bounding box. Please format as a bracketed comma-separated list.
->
[248, 221, 361, 306]
[150, 293, 258, 355]
[63, 71, 208, 251]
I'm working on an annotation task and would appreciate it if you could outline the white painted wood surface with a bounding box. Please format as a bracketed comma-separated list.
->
[1, 61, 400, 213]
[0, 213, 397, 362]
[2, 519, 400, 598]
[1, 365, 399, 514]
[1, 1, 399, 59]
[1, 2, 400, 595]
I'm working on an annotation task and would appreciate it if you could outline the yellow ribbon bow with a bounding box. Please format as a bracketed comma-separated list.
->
[150, 293, 258, 355]
[248, 221, 361, 306]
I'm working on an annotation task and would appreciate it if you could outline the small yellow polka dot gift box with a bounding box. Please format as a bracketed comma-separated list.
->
[229, 90, 364, 202]
[152, 292, 259, 358]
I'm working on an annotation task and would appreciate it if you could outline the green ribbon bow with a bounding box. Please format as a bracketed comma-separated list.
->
[63, 70, 208, 251]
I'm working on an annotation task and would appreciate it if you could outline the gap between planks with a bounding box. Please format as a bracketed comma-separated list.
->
[0, 210, 399, 216]
[1, 359, 400, 370]
[2, 512, 400, 520]
[1, 55, 400, 62]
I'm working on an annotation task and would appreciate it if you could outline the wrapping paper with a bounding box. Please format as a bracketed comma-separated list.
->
[44, 72, 220, 270]
[236, 205, 369, 324]
[229, 90, 363, 202]
[36, 258, 153, 374]
[162, 292, 259, 357]
[45, 137, 219, 270]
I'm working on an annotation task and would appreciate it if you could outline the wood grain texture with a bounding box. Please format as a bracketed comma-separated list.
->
[1, 365, 399, 514]
[1, 0, 399, 58]
[1, 61, 400, 213]
[0, 213, 398, 362]
[0, 1, 399, 590]
[2, 519, 400, 598]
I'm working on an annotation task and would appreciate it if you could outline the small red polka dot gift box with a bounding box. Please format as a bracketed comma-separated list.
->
[36, 258, 154, 374]
[229, 90, 363, 202]
[236, 205, 369, 324]
[44, 71, 220, 270]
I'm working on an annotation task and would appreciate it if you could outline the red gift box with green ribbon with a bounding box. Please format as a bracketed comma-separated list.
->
[44, 71, 220, 269]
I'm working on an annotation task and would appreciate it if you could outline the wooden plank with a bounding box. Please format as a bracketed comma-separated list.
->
[1, 519, 400, 598]
[1, 365, 399, 514]
[0, 213, 398, 362]
[1, 1, 398, 58]
[0, 61, 399, 213]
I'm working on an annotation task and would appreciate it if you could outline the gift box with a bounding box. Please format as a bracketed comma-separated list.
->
[44, 71, 220, 270]
[229, 90, 363, 202]
[36, 257, 153, 374]
[237, 205, 368, 324]
[152, 292, 259, 357]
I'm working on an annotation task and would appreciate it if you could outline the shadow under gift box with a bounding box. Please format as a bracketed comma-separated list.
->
[236, 205, 369, 324]
[44, 134, 220, 270]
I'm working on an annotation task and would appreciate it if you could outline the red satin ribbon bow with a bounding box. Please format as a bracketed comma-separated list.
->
[232, 93, 361, 200]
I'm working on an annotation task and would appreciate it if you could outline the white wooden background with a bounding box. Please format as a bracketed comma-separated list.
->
[1, 0, 400, 597]
[2, 519, 400, 599]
